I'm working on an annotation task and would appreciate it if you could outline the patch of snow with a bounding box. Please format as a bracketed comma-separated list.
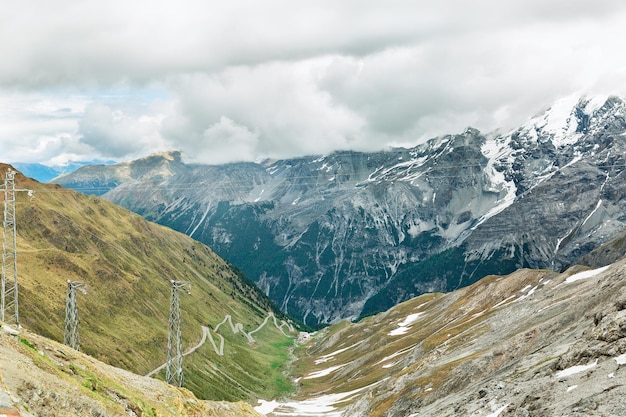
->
[304, 364, 345, 379]
[567, 385, 578, 392]
[493, 295, 516, 309]
[372, 159, 419, 179]
[515, 285, 538, 302]
[555, 360, 597, 378]
[314, 342, 363, 365]
[398, 312, 424, 326]
[256, 397, 343, 416]
[553, 226, 575, 261]
[255, 380, 385, 416]
[564, 265, 610, 284]
[583, 95, 609, 115]
[473, 139, 517, 230]
[527, 93, 581, 147]
[256, 399, 281, 414]
[559, 155, 582, 170]
[375, 344, 416, 365]
[382, 361, 398, 369]
[608, 373, 615, 378]
[254, 189, 265, 202]
[320, 162, 334, 173]
[471, 310, 487, 319]
[388, 312, 424, 336]
[366, 165, 385, 182]
[472, 190, 516, 230]
[580, 200, 603, 230]
[614, 353, 626, 365]
[481, 137, 503, 157]
[388, 327, 409, 337]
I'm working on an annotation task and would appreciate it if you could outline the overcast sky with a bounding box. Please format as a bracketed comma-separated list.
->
[2, 0, 626, 166]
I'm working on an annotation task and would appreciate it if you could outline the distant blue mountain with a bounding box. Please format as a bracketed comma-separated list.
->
[12, 161, 114, 183]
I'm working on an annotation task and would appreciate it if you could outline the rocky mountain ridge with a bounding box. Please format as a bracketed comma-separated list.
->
[52, 94, 626, 326]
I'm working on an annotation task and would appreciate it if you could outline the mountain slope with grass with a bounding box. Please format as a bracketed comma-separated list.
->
[267, 257, 626, 416]
[1, 164, 297, 404]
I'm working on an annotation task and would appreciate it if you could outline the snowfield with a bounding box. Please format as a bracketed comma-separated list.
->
[564, 265, 610, 284]
[388, 312, 424, 336]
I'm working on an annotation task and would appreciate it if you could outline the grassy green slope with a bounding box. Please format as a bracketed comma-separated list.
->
[5, 165, 296, 402]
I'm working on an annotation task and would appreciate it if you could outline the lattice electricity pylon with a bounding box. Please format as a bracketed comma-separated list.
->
[64, 280, 86, 351]
[166, 280, 190, 387]
[1, 169, 18, 326]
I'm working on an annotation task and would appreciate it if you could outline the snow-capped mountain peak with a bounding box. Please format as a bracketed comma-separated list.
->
[516, 94, 610, 148]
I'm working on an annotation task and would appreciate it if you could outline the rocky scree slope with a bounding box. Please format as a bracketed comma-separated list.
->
[278, 257, 626, 417]
[1, 164, 297, 403]
[53, 95, 626, 327]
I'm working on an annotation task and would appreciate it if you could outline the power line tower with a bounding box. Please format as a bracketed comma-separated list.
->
[166, 280, 190, 387]
[1, 169, 18, 326]
[64, 280, 86, 351]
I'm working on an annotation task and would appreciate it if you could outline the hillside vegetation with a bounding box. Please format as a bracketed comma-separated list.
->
[1, 164, 297, 403]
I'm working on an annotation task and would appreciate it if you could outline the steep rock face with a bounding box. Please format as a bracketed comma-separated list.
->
[367, 96, 626, 316]
[465, 95, 626, 267]
[53, 96, 626, 327]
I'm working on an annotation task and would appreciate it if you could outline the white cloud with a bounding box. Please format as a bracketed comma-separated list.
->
[161, 63, 365, 163]
[0, 93, 89, 164]
[193, 117, 259, 164]
[1, 1, 626, 165]
[78, 102, 166, 158]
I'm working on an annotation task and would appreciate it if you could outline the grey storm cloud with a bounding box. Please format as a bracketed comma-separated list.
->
[1, 0, 626, 164]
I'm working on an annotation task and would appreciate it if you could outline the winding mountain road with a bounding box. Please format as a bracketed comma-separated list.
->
[145, 326, 211, 377]
[146, 312, 294, 377]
